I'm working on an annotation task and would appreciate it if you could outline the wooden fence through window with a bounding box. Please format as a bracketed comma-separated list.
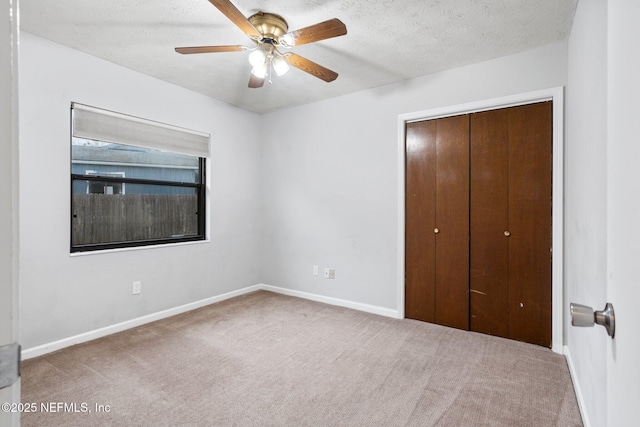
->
[72, 194, 198, 245]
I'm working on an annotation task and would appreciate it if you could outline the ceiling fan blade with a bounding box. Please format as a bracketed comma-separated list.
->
[285, 53, 338, 82]
[279, 18, 347, 47]
[248, 73, 265, 88]
[175, 45, 246, 54]
[208, 0, 261, 38]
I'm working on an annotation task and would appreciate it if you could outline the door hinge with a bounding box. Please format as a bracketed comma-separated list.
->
[0, 343, 20, 390]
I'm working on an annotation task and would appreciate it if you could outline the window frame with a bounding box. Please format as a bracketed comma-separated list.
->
[70, 158, 206, 253]
[70, 103, 209, 253]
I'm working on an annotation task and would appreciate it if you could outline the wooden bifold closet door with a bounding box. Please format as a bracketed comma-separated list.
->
[405, 101, 552, 347]
[470, 102, 552, 346]
[405, 114, 469, 330]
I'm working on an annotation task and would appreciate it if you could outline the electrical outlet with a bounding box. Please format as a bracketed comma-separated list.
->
[323, 267, 330, 278]
[132, 281, 141, 295]
[328, 268, 335, 279]
[313, 265, 319, 276]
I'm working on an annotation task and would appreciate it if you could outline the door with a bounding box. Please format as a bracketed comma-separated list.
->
[607, 1, 640, 425]
[470, 102, 552, 347]
[469, 108, 510, 338]
[405, 115, 469, 329]
[506, 102, 552, 346]
[0, 0, 20, 425]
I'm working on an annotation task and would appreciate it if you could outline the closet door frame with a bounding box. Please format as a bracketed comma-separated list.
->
[397, 87, 564, 354]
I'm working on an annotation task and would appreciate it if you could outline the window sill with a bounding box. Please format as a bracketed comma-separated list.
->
[69, 238, 210, 257]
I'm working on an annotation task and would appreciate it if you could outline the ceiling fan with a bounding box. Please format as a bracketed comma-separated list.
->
[175, 0, 347, 88]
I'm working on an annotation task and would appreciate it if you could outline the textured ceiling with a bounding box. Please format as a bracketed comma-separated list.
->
[20, 0, 577, 113]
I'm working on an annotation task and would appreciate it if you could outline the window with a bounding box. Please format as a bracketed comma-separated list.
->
[85, 171, 125, 194]
[70, 103, 210, 252]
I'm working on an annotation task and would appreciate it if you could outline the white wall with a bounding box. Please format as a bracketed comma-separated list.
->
[260, 42, 568, 311]
[565, 0, 608, 425]
[19, 32, 263, 349]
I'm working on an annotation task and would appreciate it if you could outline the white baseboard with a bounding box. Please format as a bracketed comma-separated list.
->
[259, 284, 400, 319]
[563, 345, 590, 427]
[21, 285, 261, 360]
[22, 284, 398, 360]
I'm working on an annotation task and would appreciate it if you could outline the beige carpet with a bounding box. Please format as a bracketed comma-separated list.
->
[21, 290, 583, 426]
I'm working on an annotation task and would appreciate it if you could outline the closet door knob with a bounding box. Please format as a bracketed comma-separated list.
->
[504, 231, 511, 237]
[434, 228, 440, 234]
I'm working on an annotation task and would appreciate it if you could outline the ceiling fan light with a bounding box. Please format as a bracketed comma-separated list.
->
[249, 49, 266, 67]
[273, 56, 290, 76]
[251, 63, 267, 78]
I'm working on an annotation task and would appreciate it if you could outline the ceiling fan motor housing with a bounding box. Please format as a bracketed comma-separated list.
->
[248, 12, 288, 40]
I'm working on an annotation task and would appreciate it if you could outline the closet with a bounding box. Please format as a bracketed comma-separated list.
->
[405, 101, 552, 347]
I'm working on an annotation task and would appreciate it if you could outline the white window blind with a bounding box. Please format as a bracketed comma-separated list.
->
[72, 103, 210, 158]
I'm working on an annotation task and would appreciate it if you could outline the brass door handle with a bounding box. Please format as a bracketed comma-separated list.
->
[434, 228, 439, 234]
[504, 231, 511, 237]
